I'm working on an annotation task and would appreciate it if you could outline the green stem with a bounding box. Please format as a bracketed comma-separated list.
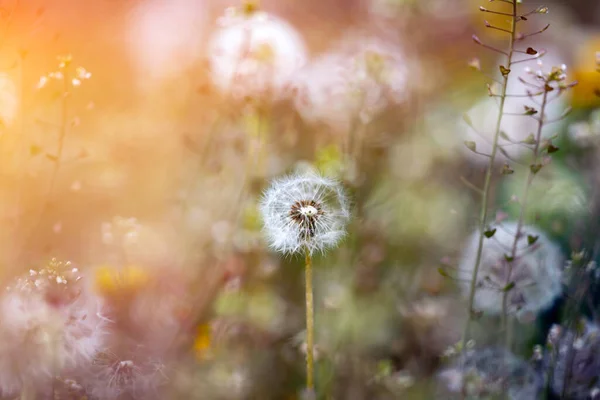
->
[501, 88, 549, 345]
[15, 65, 70, 262]
[460, 0, 518, 354]
[305, 246, 315, 392]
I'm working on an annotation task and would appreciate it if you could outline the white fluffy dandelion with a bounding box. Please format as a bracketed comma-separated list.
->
[81, 351, 167, 400]
[457, 222, 563, 319]
[208, 7, 307, 101]
[293, 36, 408, 132]
[437, 347, 542, 399]
[0, 260, 106, 396]
[259, 172, 350, 255]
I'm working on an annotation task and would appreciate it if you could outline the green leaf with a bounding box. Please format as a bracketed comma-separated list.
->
[527, 235, 539, 245]
[500, 131, 512, 141]
[501, 164, 514, 175]
[502, 282, 516, 292]
[522, 134, 536, 145]
[464, 141, 477, 152]
[499, 65, 511, 77]
[484, 228, 497, 238]
[462, 114, 473, 127]
[530, 164, 542, 174]
[504, 254, 514, 262]
[526, 47, 538, 55]
[524, 106, 538, 115]
[438, 267, 451, 278]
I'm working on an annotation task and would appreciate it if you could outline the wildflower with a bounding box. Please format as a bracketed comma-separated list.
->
[94, 264, 151, 296]
[193, 323, 212, 359]
[437, 347, 542, 399]
[259, 172, 350, 255]
[547, 320, 600, 399]
[0, 260, 106, 396]
[457, 221, 563, 318]
[293, 36, 408, 132]
[208, 6, 307, 101]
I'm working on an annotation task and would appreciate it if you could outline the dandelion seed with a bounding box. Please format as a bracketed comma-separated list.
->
[259, 172, 350, 255]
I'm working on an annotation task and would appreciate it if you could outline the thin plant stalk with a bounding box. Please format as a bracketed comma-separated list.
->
[461, 0, 518, 350]
[304, 246, 315, 391]
[501, 88, 549, 345]
[16, 65, 71, 261]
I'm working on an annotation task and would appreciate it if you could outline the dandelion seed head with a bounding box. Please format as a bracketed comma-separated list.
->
[0, 260, 106, 395]
[437, 347, 542, 399]
[457, 222, 563, 318]
[208, 9, 306, 101]
[292, 36, 408, 132]
[82, 350, 167, 400]
[259, 172, 350, 255]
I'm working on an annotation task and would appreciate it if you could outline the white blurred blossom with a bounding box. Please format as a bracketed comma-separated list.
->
[459, 45, 570, 164]
[568, 109, 600, 147]
[0, 261, 106, 396]
[293, 36, 408, 132]
[437, 347, 542, 399]
[208, 8, 307, 101]
[458, 221, 563, 318]
[127, 0, 207, 84]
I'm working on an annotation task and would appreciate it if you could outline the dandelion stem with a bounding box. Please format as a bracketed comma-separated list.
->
[304, 246, 315, 392]
[460, 0, 518, 368]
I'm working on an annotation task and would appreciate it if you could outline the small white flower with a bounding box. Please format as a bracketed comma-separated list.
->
[259, 172, 350, 255]
[457, 221, 563, 318]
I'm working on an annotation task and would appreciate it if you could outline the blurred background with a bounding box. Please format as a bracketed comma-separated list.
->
[0, 0, 599, 399]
